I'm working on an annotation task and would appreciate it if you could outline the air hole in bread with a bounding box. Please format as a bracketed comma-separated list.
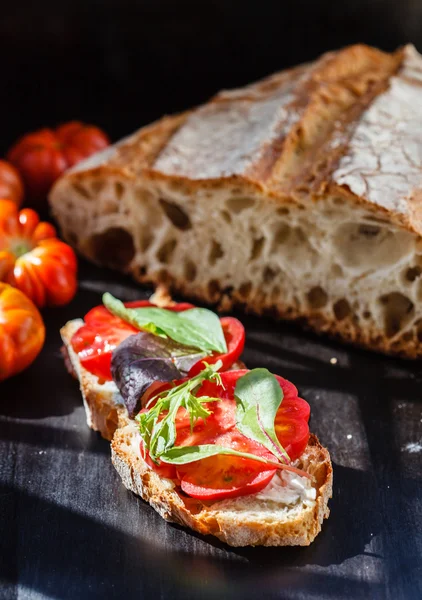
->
[276, 207, 290, 216]
[88, 227, 135, 268]
[72, 183, 92, 199]
[405, 266, 422, 282]
[358, 224, 380, 237]
[159, 199, 192, 230]
[157, 239, 177, 264]
[333, 298, 351, 321]
[184, 259, 197, 282]
[363, 310, 371, 319]
[157, 269, 171, 284]
[331, 263, 343, 277]
[239, 281, 252, 298]
[380, 292, 414, 338]
[402, 331, 414, 342]
[263, 266, 278, 283]
[250, 237, 265, 261]
[221, 210, 232, 224]
[272, 223, 291, 249]
[334, 223, 412, 269]
[226, 197, 256, 213]
[209, 240, 224, 266]
[307, 286, 328, 309]
[208, 279, 220, 300]
[91, 180, 105, 195]
[416, 321, 422, 343]
[140, 231, 154, 252]
[115, 182, 125, 199]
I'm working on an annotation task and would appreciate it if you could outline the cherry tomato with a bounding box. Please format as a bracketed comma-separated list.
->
[188, 317, 245, 376]
[177, 430, 277, 501]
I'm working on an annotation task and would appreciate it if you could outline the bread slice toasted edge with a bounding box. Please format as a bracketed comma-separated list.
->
[61, 319, 125, 440]
[111, 420, 332, 547]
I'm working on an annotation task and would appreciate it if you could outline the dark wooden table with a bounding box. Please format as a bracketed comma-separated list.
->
[1, 262, 421, 599]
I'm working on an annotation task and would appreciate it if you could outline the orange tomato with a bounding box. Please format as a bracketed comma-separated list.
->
[0, 160, 24, 207]
[8, 121, 109, 208]
[0, 283, 45, 382]
[0, 200, 77, 308]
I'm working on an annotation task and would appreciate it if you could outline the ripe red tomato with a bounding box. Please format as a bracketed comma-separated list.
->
[177, 430, 277, 501]
[0, 200, 77, 308]
[0, 282, 45, 381]
[8, 121, 109, 208]
[0, 160, 24, 207]
[188, 317, 245, 376]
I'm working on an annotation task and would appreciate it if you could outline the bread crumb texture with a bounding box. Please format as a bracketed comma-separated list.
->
[50, 44, 422, 358]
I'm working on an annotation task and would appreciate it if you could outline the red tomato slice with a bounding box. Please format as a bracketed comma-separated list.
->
[140, 442, 177, 480]
[188, 317, 245, 376]
[274, 416, 310, 461]
[177, 430, 277, 501]
[276, 397, 311, 422]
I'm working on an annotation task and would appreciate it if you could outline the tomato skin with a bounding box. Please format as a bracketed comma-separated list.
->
[0, 201, 77, 308]
[0, 161, 24, 207]
[8, 122, 109, 207]
[177, 430, 277, 501]
[0, 282, 45, 382]
[188, 317, 245, 376]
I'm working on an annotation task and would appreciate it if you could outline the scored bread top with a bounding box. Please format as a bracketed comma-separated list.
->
[59, 44, 422, 235]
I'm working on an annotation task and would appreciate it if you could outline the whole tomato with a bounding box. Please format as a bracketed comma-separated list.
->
[0, 200, 77, 308]
[0, 282, 45, 382]
[0, 160, 24, 207]
[8, 121, 109, 208]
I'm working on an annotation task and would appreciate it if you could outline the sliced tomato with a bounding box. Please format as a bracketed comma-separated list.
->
[177, 430, 277, 501]
[140, 442, 177, 479]
[276, 396, 310, 422]
[274, 415, 310, 461]
[70, 300, 193, 381]
[188, 317, 245, 376]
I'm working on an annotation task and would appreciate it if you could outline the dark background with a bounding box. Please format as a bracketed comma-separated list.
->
[1, 0, 422, 152]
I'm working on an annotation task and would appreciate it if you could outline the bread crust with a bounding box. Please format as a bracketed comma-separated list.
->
[51, 44, 422, 360]
[111, 424, 332, 547]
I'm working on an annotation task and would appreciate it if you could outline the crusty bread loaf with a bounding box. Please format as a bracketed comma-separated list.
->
[111, 422, 332, 547]
[50, 44, 422, 358]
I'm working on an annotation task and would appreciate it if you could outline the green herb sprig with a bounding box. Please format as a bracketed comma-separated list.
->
[103, 293, 227, 354]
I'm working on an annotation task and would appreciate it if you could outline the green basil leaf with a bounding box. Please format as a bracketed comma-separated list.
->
[103, 293, 227, 354]
[160, 444, 277, 466]
[235, 369, 290, 463]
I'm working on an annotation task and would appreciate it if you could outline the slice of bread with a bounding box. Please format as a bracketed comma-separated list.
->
[111, 421, 332, 547]
[61, 288, 246, 440]
[50, 44, 422, 359]
[61, 319, 125, 440]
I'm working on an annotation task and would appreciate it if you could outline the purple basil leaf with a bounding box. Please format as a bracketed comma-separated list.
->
[111, 332, 207, 417]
